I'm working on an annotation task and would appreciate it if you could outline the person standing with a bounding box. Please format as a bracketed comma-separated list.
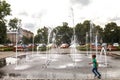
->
[108, 44, 112, 51]
[89, 54, 101, 79]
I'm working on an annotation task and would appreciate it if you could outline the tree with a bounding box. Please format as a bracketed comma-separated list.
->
[54, 22, 73, 45]
[22, 36, 30, 44]
[103, 22, 118, 43]
[75, 23, 84, 44]
[75, 20, 91, 44]
[0, 0, 11, 44]
[75, 20, 103, 44]
[118, 27, 120, 43]
[0, 21, 7, 43]
[34, 27, 48, 44]
[8, 18, 22, 44]
[0, 0, 11, 20]
[94, 25, 103, 43]
[8, 17, 21, 30]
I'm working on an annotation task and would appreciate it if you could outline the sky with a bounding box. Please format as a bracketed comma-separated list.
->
[6, 0, 120, 34]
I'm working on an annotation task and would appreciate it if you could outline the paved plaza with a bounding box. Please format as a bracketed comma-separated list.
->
[0, 48, 120, 79]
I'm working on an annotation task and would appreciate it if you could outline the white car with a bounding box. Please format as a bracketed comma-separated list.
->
[113, 43, 119, 47]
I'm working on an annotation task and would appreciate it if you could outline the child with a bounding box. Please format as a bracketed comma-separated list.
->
[89, 54, 101, 79]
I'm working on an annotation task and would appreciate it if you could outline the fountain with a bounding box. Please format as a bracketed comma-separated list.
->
[86, 32, 89, 55]
[86, 21, 94, 59]
[88, 21, 108, 68]
[46, 28, 61, 67]
[69, 7, 82, 66]
[1, 27, 119, 79]
[1, 18, 118, 79]
[8, 27, 25, 70]
[95, 32, 98, 56]
[0, 2, 119, 78]
[89, 21, 108, 67]
[99, 45, 108, 67]
[70, 35, 81, 63]
[89, 21, 94, 54]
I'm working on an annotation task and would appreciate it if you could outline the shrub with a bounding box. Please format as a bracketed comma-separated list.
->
[38, 46, 46, 51]
[0, 46, 13, 51]
[4, 47, 13, 51]
[77, 45, 90, 51]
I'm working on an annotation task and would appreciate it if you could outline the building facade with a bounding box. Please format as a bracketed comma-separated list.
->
[7, 28, 34, 44]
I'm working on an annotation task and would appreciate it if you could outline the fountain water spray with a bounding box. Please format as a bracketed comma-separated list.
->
[70, 7, 76, 64]
[86, 32, 89, 55]
[46, 27, 53, 65]
[100, 45, 107, 67]
[70, 7, 81, 66]
[15, 29, 18, 68]
[90, 21, 94, 54]
[46, 28, 59, 66]
[95, 32, 98, 57]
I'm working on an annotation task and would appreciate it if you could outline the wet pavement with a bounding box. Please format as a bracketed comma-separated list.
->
[0, 48, 120, 79]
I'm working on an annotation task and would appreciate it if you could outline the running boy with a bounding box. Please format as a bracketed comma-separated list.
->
[89, 54, 101, 79]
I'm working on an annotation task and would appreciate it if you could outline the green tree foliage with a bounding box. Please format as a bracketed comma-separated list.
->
[8, 18, 22, 44]
[34, 27, 48, 44]
[0, 0, 11, 44]
[118, 27, 120, 43]
[75, 20, 90, 44]
[22, 36, 33, 44]
[54, 22, 73, 45]
[8, 17, 21, 30]
[0, 21, 7, 43]
[75, 20, 103, 44]
[103, 22, 120, 43]
[94, 25, 103, 43]
[34, 21, 120, 46]
[0, 0, 11, 19]
[34, 22, 73, 45]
